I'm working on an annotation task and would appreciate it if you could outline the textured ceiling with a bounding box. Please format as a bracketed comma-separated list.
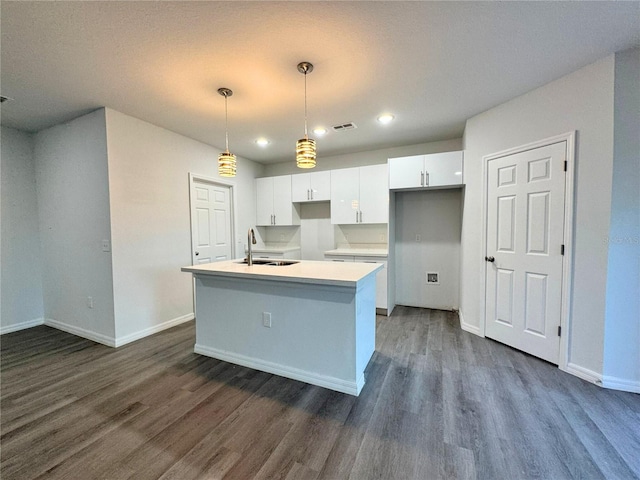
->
[1, 1, 638, 164]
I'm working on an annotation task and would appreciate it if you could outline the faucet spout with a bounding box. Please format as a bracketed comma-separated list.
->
[247, 228, 257, 266]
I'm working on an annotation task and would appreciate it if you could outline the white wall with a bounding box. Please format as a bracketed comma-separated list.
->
[34, 109, 116, 341]
[603, 48, 640, 391]
[1, 127, 44, 333]
[263, 139, 463, 176]
[395, 189, 462, 310]
[300, 203, 334, 261]
[461, 56, 616, 378]
[104, 109, 264, 343]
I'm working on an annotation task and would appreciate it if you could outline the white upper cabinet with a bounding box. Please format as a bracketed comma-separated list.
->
[330, 164, 388, 224]
[388, 151, 463, 190]
[291, 171, 331, 202]
[256, 175, 300, 226]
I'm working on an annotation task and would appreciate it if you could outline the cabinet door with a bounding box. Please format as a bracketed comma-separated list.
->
[291, 173, 311, 202]
[388, 155, 424, 189]
[272, 175, 294, 225]
[355, 257, 387, 309]
[256, 177, 274, 226]
[423, 151, 463, 187]
[359, 164, 388, 224]
[309, 171, 331, 201]
[331, 168, 360, 224]
[324, 255, 355, 263]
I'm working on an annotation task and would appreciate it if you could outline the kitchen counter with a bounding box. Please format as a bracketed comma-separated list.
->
[182, 258, 381, 287]
[182, 259, 381, 396]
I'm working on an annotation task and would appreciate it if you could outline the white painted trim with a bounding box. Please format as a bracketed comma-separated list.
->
[458, 309, 482, 336]
[564, 362, 603, 386]
[43, 318, 116, 347]
[194, 343, 362, 396]
[114, 313, 194, 347]
[0, 318, 44, 335]
[602, 375, 640, 394]
[480, 132, 576, 370]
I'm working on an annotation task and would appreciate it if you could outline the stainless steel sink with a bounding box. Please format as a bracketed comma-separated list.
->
[236, 258, 299, 266]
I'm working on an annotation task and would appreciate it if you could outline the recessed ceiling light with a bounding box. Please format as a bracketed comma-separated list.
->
[255, 138, 270, 147]
[377, 114, 394, 124]
[313, 127, 328, 136]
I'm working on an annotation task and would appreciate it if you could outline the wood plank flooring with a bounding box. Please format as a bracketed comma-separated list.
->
[2, 307, 639, 479]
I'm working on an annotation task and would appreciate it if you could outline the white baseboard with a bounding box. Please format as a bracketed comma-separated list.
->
[0, 317, 44, 335]
[458, 310, 482, 337]
[194, 343, 361, 396]
[114, 313, 194, 347]
[564, 362, 603, 386]
[44, 318, 116, 347]
[602, 375, 640, 394]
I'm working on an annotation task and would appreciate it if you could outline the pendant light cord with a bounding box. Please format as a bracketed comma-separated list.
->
[224, 94, 230, 153]
[304, 71, 308, 139]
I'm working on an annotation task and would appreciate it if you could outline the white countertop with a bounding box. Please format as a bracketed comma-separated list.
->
[324, 248, 388, 258]
[182, 259, 382, 287]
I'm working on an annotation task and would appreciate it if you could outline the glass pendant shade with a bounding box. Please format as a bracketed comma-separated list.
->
[218, 151, 236, 177]
[296, 137, 316, 168]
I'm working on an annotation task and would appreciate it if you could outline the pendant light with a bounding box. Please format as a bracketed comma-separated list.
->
[217, 87, 236, 177]
[296, 62, 316, 169]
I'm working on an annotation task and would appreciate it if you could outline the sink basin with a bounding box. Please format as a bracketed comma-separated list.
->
[236, 258, 299, 266]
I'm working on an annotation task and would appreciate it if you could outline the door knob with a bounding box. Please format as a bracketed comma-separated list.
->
[485, 256, 495, 263]
[195, 252, 200, 256]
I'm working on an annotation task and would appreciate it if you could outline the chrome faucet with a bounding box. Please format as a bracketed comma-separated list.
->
[247, 228, 257, 265]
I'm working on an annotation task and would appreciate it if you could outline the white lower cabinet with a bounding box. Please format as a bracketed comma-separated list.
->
[252, 250, 302, 260]
[324, 254, 388, 311]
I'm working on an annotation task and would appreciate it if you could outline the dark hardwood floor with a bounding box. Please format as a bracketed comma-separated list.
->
[1, 307, 639, 479]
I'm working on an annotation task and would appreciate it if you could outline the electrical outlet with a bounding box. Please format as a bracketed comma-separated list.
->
[101, 240, 111, 252]
[280, 234, 285, 241]
[262, 312, 272, 328]
[416, 234, 421, 242]
[379, 234, 385, 242]
[426, 272, 440, 285]
[87, 296, 94, 308]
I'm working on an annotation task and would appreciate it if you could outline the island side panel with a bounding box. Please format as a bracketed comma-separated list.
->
[193, 275, 360, 395]
[354, 273, 377, 395]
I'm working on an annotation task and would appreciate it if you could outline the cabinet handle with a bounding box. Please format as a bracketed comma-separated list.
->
[359, 211, 363, 223]
[355, 211, 359, 223]
[311, 189, 314, 200]
[426, 172, 429, 186]
[273, 214, 276, 225]
[307, 189, 310, 200]
[421, 171, 424, 186]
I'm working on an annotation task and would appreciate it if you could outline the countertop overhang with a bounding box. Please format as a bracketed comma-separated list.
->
[182, 259, 382, 287]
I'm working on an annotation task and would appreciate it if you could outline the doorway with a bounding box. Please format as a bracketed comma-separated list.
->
[189, 174, 235, 265]
[482, 134, 574, 365]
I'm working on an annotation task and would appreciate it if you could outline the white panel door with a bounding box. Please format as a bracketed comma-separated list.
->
[388, 155, 424, 189]
[485, 142, 566, 364]
[191, 181, 233, 264]
[331, 167, 360, 224]
[359, 164, 389, 224]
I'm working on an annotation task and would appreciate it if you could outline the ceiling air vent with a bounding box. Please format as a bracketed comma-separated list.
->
[332, 122, 357, 132]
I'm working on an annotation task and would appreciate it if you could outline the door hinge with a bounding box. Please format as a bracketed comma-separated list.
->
[558, 326, 562, 337]
[564, 161, 568, 172]
[561, 244, 565, 256]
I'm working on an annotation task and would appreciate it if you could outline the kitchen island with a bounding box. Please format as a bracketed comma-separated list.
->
[181, 259, 382, 396]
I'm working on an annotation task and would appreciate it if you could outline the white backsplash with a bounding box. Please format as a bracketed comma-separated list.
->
[256, 225, 300, 248]
[335, 224, 388, 249]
